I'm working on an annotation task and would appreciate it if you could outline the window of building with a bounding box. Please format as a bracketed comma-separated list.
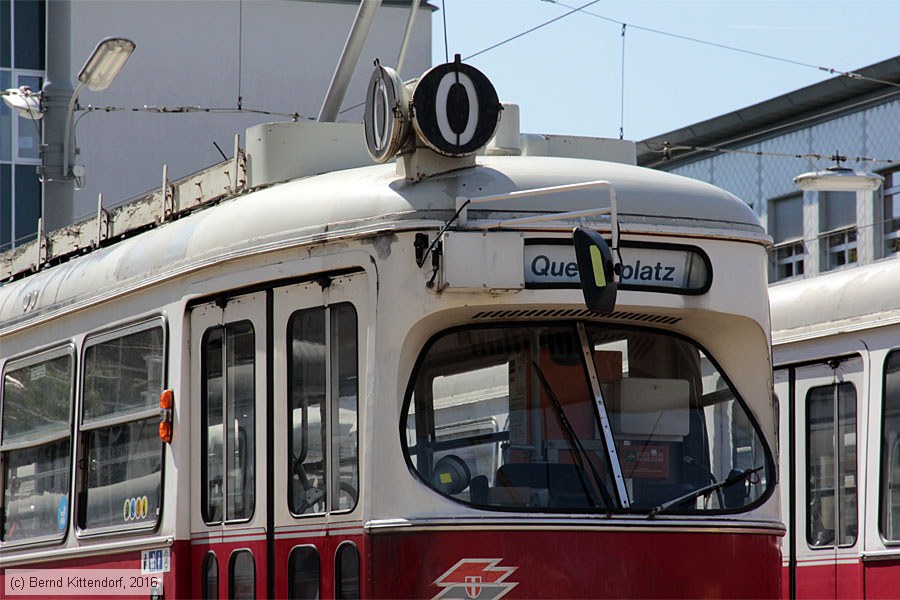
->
[820, 191, 857, 271]
[288, 304, 358, 516]
[0, 0, 44, 251]
[78, 321, 165, 532]
[202, 321, 256, 524]
[1, 346, 74, 543]
[881, 169, 900, 257]
[768, 194, 804, 282]
[807, 382, 857, 548]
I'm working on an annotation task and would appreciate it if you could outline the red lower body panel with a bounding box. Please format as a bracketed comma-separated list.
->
[372, 528, 781, 599]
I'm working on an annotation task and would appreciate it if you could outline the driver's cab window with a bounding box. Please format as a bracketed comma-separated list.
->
[403, 324, 773, 515]
[288, 304, 358, 516]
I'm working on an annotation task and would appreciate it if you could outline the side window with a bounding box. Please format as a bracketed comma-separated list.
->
[203, 552, 219, 599]
[881, 350, 900, 539]
[78, 323, 165, 531]
[1, 347, 74, 543]
[335, 542, 359, 600]
[288, 304, 358, 515]
[288, 545, 320, 599]
[807, 382, 858, 548]
[229, 549, 255, 600]
[202, 322, 256, 523]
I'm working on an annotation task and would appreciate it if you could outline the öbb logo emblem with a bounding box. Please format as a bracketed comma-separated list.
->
[432, 558, 518, 599]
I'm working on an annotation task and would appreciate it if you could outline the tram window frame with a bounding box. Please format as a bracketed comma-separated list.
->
[75, 319, 166, 536]
[806, 381, 858, 549]
[0, 345, 75, 546]
[288, 545, 321, 599]
[228, 549, 255, 600]
[287, 303, 359, 517]
[202, 551, 219, 599]
[879, 350, 900, 542]
[201, 320, 257, 525]
[335, 541, 360, 600]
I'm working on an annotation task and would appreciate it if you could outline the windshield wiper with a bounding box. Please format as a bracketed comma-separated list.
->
[532, 361, 613, 515]
[648, 465, 764, 518]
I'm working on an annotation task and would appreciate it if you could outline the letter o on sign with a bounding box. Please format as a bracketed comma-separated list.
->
[412, 58, 500, 157]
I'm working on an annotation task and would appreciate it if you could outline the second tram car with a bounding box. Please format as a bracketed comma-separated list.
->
[0, 60, 781, 598]
[772, 258, 900, 599]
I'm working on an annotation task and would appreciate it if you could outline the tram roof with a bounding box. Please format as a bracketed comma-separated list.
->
[0, 151, 763, 329]
[770, 259, 900, 341]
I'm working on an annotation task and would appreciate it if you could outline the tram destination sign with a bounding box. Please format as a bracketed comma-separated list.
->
[524, 240, 712, 294]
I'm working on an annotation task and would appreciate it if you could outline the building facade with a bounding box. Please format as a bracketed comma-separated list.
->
[638, 56, 900, 285]
[1, 0, 432, 251]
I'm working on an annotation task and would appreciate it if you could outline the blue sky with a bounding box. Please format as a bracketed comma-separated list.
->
[432, 0, 900, 140]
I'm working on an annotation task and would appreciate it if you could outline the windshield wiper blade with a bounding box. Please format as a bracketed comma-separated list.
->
[648, 465, 764, 519]
[532, 361, 613, 514]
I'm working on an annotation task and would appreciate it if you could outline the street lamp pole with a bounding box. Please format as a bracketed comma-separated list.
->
[41, 0, 75, 231]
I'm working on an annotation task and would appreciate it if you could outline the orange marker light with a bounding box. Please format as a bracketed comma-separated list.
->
[159, 389, 174, 443]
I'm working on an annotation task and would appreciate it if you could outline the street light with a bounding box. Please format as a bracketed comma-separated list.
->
[1, 86, 42, 119]
[794, 157, 883, 193]
[63, 37, 136, 181]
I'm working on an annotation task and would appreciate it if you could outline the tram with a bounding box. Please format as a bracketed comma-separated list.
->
[771, 258, 900, 599]
[0, 58, 781, 598]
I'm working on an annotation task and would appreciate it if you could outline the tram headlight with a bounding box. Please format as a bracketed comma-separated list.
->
[159, 389, 174, 443]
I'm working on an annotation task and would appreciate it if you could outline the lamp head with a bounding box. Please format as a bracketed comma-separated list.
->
[78, 37, 136, 92]
[1, 86, 42, 119]
[794, 164, 884, 192]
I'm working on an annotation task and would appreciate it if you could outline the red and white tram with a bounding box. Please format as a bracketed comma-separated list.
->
[0, 59, 781, 598]
[771, 258, 900, 599]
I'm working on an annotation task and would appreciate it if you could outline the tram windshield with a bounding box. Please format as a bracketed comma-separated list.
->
[403, 324, 773, 514]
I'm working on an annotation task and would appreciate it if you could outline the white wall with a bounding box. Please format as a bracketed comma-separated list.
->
[66, 0, 431, 220]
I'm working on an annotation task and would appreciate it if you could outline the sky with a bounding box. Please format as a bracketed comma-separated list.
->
[431, 0, 900, 141]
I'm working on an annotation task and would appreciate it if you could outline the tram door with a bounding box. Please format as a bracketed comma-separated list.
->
[190, 291, 269, 599]
[272, 273, 367, 600]
[777, 356, 863, 599]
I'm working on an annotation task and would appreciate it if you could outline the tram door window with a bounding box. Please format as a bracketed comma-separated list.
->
[202, 322, 256, 523]
[191, 292, 267, 600]
[288, 545, 320, 599]
[287, 303, 358, 515]
[203, 552, 219, 599]
[78, 321, 165, 532]
[807, 382, 858, 548]
[335, 542, 360, 600]
[0, 346, 74, 543]
[229, 549, 255, 599]
[880, 350, 900, 539]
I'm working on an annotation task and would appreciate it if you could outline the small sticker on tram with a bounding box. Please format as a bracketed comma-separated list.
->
[432, 558, 518, 599]
[122, 496, 150, 522]
[141, 548, 171, 574]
